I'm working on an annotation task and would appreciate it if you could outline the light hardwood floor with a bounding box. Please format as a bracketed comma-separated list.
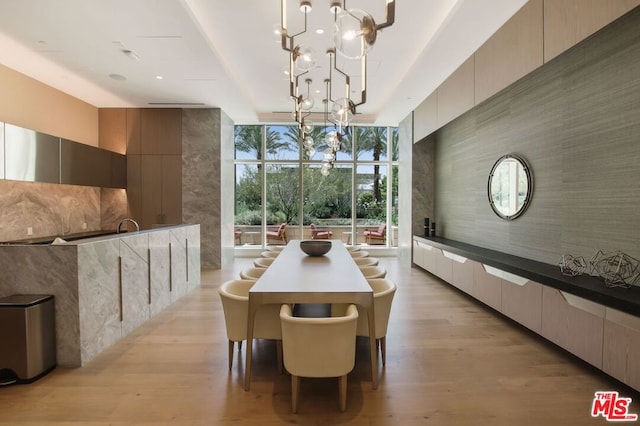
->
[0, 256, 637, 425]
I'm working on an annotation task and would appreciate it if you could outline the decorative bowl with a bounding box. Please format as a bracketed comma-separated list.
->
[299, 240, 332, 256]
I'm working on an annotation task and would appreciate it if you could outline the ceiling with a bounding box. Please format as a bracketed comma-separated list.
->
[0, 0, 527, 126]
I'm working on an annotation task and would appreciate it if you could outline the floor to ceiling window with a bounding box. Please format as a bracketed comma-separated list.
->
[233, 124, 399, 248]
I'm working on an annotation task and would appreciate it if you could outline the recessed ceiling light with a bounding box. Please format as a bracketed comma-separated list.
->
[156, 75, 164, 80]
[109, 73, 127, 81]
[315, 29, 324, 34]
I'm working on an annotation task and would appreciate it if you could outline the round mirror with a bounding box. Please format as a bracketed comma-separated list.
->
[488, 154, 533, 220]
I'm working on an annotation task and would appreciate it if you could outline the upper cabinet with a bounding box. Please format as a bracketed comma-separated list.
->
[0, 122, 125, 188]
[141, 109, 182, 155]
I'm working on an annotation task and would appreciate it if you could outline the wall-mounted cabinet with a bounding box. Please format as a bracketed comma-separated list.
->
[1, 122, 126, 188]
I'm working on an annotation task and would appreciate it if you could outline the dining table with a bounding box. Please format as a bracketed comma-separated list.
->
[244, 239, 377, 390]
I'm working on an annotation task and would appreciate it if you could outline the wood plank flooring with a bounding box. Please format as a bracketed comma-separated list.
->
[0, 256, 638, 425]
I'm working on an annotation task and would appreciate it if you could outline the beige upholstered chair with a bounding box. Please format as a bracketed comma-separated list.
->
[354, 257, 378, 267]
[239, 267, 266, 280]
[261, 250, 279, 258]
[332, 278, 396, 366]
[218, 279, 282, 371]
[268, 245, 285, 252]
[280, 303, 359, 413]
[358, 266, 387, 279]
[254, 257, 275, 268]
[345, 245, 361, 252]
[350, 250, 369, 258]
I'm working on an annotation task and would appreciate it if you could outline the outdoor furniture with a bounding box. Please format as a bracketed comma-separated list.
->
[310, 223, 332, 239]
[234, 229, 242, 245]
[266, 223, 288, 244]
[364, 224, 386, 244]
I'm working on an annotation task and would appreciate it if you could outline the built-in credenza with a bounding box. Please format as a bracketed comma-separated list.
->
[413, 236, 640, 392]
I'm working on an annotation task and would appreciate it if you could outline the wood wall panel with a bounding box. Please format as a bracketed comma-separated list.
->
[474, 0, 544, 105]
[126, 108, 141, 155]
[140, 109, 182, 155]
[543, 0, 640, 62]
[98, 108, 126, 154]
[436, 56, 474, 128]
[413, 92, 437, 142]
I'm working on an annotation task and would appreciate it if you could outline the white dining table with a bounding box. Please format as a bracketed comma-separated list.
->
[244, 239, 377, 390]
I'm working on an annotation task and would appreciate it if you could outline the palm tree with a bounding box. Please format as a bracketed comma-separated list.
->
[360, 127, 387, 202]
[234, 125, 292, 160]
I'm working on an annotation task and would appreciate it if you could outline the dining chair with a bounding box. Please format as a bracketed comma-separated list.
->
[268, 245, 285, 252]
[332, 278, 397, 366]
[280, 303, 359, 413]
[254, 257, 275, 268]
[358, 266, 387, 279]
[239, 267, 266, 280]
[261, 250, 279, 258]
[218, 279, 283, 371]
[350, 250, 370, 258]
[345, 245, 361, 252]
[354, 257, 378, 267]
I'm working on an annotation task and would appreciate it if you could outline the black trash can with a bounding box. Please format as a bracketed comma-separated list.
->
[0, 295, 56, 384]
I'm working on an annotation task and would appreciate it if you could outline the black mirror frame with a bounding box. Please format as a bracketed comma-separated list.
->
[487, 153, 533, 221]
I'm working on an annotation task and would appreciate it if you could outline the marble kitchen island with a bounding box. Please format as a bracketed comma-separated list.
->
[0, 224, 200, 367]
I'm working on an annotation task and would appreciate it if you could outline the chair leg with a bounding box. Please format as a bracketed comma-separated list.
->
[238, 340, 243, 352]
[276, 340, 283, 374]
[380, 337, 386, 366]
[228, 340, 234, 370]
[291, 375, 300, 413]
[338, 374, 348, 412]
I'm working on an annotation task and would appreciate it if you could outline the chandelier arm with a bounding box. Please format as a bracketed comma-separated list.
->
[375, 0, 396, 31]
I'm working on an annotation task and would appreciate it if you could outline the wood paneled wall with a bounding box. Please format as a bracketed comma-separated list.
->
[413, 0, 640, 142]
[429, 6, 640, 265]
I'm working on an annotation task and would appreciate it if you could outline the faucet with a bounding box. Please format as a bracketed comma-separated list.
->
[117, 218, 140, 233]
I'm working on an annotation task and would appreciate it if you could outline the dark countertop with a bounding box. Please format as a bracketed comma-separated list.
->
[414, 235, 640, 317]
[1, 230, 119, 245]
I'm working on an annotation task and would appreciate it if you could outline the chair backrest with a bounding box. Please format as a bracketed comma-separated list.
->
[218, 279, 281, 341]
[358, 266, 387, 279]
[357, 278, 396, 338]
[261, 250, 279, 258]
[278, 223, 287, 236]
[280, 304, 358, 378]
[350, 250, 370, 258]
[239, 267, 266, 280]
[377, 224, 387, 235]
[254, 257, 275, 268]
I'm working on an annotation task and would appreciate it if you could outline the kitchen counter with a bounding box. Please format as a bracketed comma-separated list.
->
[0, 224, 200, 367]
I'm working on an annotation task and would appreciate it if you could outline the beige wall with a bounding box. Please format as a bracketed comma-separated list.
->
[0, 64, 98, 146]
[413, 0, 640, 141]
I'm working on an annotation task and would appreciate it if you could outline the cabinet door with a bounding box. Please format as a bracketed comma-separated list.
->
[140, 155, 163, 228]
[500, 276, 542, 334]
[186, 225, 201, 290]
[120, 234, 150, 336]
[149, 230, 172, 316]
[603, 308, 640, 391]
[541, 287, 604, 368]
[170, 227, 189, 301]
[434, 248, 453, 282]
[161, 155, 182, 225]
[472, 263, 502, 311]
[412, 240, 424, 268]
[77, 239, 120, 363]
[449, 253, 474, 295]
[422, 243, 437, 273]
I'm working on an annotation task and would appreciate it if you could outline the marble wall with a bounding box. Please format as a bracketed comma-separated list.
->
[182, 109, 222, 269]
[0, 180, 128, 242]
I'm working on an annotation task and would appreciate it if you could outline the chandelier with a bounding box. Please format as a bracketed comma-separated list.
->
[278, 0, 396, 175]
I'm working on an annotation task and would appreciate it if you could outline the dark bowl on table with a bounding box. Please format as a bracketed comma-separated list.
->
[299, 240, 332, 256]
